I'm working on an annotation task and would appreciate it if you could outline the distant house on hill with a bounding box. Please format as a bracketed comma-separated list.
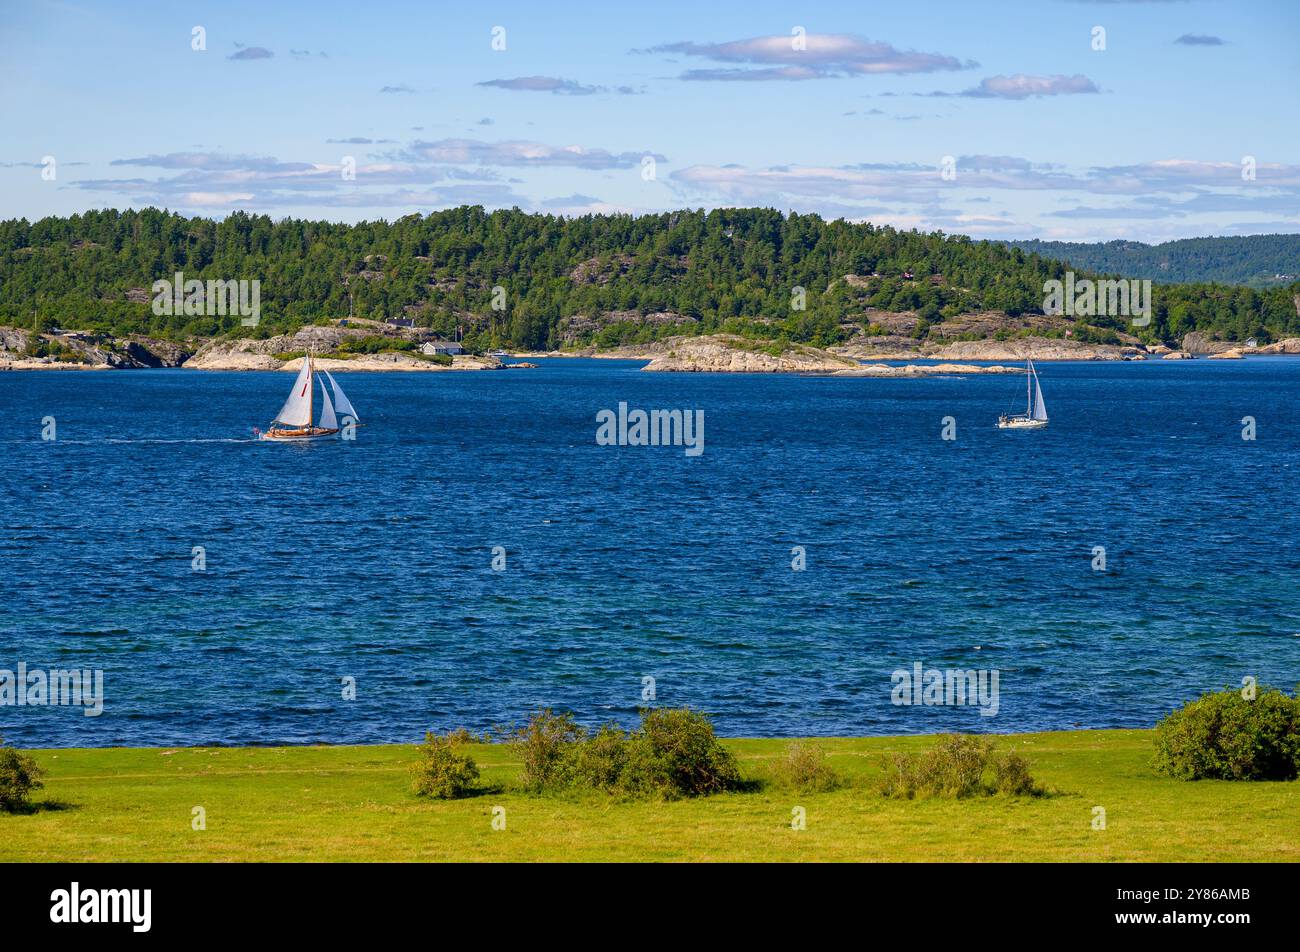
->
[421, 340, 464, 356]
[386, 317, 416, 330]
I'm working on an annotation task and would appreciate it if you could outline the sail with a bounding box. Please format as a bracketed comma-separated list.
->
[1032, 369, 1048, 421]
[318, 377, 338, 430]
[274, 360, 313, 427]
[324, 371, 359, 422]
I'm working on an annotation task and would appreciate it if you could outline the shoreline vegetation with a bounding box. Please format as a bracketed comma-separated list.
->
[4, 207, 1300, 374]
[3, 727, 1297, 862]
[3, 321, 1300, 374]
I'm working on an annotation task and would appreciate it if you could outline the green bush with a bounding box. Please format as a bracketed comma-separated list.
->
[411, 730, 480, 799]
[878, 734, 1041, 799]
[772, 741, 840, 793]
[617, 708, 743, 799]
[0, 737, 44, 812]
[509, 709, 584, 792]
[992, 752, 1037, 796]
[568, 725, 629, 792]
[1153, 686, 1300, 781]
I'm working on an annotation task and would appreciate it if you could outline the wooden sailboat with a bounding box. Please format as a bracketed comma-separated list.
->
[257, 354, 360, 441]
[997, 358, 1048, 429]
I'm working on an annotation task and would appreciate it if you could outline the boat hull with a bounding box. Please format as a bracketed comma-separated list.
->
[259, 426, 340, 442]
[997, 418, 1047, 430]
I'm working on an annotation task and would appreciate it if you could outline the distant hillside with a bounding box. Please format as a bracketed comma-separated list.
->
[2, 207, 1298, 350]
[1006, 235, 1300, 288]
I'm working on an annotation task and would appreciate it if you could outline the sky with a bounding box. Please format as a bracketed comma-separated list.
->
[2, 0, 1298, 242]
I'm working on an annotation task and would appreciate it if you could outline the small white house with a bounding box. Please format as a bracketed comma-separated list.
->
[421, 340, 464, 356]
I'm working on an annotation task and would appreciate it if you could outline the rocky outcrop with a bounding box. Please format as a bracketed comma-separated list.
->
[558, 310, 697, 345]
[834, 329, 1147, 362]
[632, 335, 859, 373]
[830, 362, 1021, 377]
[0, 327, 195, 370]
[1162, 351, 1193, 359]
[1182, 332, 1239, 355]
[277, 352, 502, 373]
[1207, 349, 1245, 359]
[1255, 337, 1300, 354]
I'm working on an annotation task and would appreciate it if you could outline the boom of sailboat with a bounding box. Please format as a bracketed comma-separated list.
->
[256, 354, 361, 441]
[997, 359, 1048, 429]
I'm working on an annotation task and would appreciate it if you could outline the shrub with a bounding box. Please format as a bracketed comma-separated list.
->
[411, 730, 480, 799]
[878, 734, 1040, 799]
[617, 708, 743, 799]
[772, 741, 840, 793]
[509, 709, 584, 792]
[568, 725, 629, 792]
[992, 752, 1037, 796]
[0, 737, 44, 812]
[1153, 686, 1300, 781]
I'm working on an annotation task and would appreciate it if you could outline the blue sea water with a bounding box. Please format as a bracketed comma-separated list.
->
[1, 357, 1298, 747]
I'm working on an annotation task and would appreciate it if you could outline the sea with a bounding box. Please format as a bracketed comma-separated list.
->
[1, 357, 1297, 746]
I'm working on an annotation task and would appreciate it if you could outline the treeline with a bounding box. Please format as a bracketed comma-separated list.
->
[1, 207, 1297, 350]
[1007, 235, 1300, 288]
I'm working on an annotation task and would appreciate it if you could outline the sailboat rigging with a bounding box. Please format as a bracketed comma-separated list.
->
[997, 358, 1048, 429]
[256, 353, 360, 441]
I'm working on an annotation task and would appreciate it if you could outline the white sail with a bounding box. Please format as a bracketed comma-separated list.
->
[1031, 368, 1048, 421]
[274, 360, 313, 427]
[318, 377, 338, 430]
[323, 370, 359, 422]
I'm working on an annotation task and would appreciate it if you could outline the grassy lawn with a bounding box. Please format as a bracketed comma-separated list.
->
[3, 729, 1296, 862]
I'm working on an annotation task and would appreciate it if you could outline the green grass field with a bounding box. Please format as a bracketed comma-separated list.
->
[3, 730, 1296, 862]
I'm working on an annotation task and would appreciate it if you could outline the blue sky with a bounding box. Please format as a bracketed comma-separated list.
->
[2, 0, 1298, 241]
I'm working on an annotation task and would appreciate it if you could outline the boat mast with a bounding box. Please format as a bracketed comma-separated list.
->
[307, 351, 314, 431]
[1026, 359, 1032, 416]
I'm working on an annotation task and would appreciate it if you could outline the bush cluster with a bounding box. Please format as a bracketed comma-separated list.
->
[509, 707, 743, 800]
[877, 734, 1040, 799]
[1153, 686, 1300, 781]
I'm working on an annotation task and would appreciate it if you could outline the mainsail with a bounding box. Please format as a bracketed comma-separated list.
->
[324, 371, 359, 422]
[318, 377, 338, 430]
[274, 360, 313, 427]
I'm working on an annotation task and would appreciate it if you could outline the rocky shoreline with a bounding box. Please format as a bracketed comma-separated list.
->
[4, 322, 1297, 374]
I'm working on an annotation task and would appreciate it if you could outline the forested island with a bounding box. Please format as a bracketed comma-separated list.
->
[1, 207, 1298, 361]
[1006, 235, 1300, 289]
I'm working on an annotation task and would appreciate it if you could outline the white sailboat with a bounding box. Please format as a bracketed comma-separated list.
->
[257, 354, 360, 441]
[997, 358, 1048, 429]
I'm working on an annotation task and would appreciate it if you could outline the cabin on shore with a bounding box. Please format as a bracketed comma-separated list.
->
[421, 340, 464, 356]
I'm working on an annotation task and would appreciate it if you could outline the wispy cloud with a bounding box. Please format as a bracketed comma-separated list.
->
[641, 33, 975, 81]
[477, 76, 603, 95]
[228, 46, 273, 61]
[379, 84, 414, 94]
[404, 138, 664, 170]
[325, 137, 396, 145]
[941, 74, 1101, 99]
[1175, 34, 1226, 46]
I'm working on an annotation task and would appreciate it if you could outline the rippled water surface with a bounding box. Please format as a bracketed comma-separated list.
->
[2, 357, 1298, 746]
